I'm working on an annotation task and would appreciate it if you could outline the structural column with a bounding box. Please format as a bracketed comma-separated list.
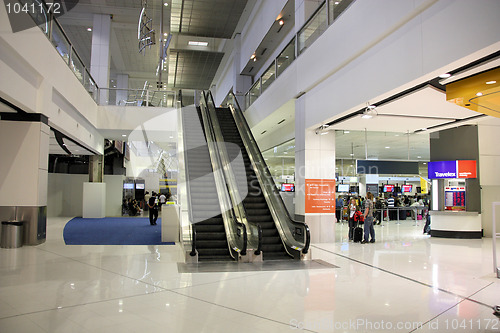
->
[0, 115, 49, 245]
[116, 74, 129, 106]
[90, 14, 111, 105]
[295, 96, 336, 243]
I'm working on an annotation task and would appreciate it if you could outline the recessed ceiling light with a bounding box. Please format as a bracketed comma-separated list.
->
[122, 134, 126, 137]
[278, 19, 284, 26]
[188, 41, 208, 46]
[385, 146, 390, 149]
[486, 80, 496, 85]
[417, 156, 421, 158]
[87, 28, 92, 32]
[164, 2, 168, 6]
[164, 32, 168, 36]
[343, 130, 350, 134]
[439, 73, 451, 78]
[169, 136, 173, 139]
[476, 92, 483, 96]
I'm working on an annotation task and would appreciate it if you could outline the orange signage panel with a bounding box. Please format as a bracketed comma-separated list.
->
[305, 179, 336, 214]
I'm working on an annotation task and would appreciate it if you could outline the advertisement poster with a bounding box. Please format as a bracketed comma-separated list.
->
[305, 179, 336, 214]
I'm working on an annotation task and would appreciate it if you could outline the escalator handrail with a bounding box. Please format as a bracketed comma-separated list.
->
[202, 91, 262, 255]
[199, 94, 247, 257]
[224, 92, 311, 255]
[179, 102, 196, 256]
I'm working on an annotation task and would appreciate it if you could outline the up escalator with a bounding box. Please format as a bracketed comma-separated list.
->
[214, 108, 293, 260]
[182, 106, 233, 261]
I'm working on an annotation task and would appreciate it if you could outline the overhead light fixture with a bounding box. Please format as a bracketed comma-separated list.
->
[476, 92, 483, 96]
[188, 41, 208, 46]
[122, 134, 127, 137]
[164, 32, 168, 36]
[253, 57, 257, 62]
[486, 80, 496, 85]
[278, 19, 284, 26]
[87, 27, 92, 32]
[439, 73, 451, 78]
[385, 146, 390, 149]
[315, 124, 330, 135]
[361, 105, 377, 119]
[164, 2, 168, 6]
[343, 130, 350, 134]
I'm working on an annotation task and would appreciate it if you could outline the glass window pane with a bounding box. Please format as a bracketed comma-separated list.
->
[261, 61, 276, 93]
[298, 3, 327, 54]
[277, 38, 295, 76]
[329, 0, 355, 25]
[70, 51, 85, 84]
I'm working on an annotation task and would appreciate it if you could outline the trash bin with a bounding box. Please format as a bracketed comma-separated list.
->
[1, 221, 24, 249]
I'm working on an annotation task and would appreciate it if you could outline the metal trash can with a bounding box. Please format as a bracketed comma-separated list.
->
[1, 221, 24, 249]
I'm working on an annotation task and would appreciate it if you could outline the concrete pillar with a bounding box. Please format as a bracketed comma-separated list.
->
[89, 154, 104, 183]
[478, 124, 500, 237]
[295, 96, 336, 243]
[116, 74, 129, 106]
[90, 14, 111, 105]
[0, 116, 49, 245]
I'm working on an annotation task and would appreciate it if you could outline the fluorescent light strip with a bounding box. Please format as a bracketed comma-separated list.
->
[188, 41, 208, 46]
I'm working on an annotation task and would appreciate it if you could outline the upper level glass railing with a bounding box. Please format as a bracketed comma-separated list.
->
[98, 88, 177, 107]
[19, 0, 99, 102]
[245, 0, 355, 108]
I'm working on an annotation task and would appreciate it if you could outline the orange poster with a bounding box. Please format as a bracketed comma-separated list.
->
[305, 179, 336, 214]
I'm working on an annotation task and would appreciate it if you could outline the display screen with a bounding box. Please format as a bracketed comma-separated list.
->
[123, 183, 134, 189]
[281, 183, 295, 192]
[383, 185, 395, 192]
[402, 185, 413, 192]
[135, 183, 145, 190]
[337, 184, 350, 192]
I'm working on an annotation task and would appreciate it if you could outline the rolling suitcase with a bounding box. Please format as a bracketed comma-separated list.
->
[353, 222, 363, 243]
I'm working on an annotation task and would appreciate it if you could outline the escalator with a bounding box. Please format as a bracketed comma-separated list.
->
[181, 105, 236, 261]
[214, 108, 293, 260]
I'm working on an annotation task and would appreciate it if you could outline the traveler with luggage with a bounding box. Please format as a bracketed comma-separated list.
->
[361, 192, 375, 244]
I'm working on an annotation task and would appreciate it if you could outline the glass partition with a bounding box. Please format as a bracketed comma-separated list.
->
[261, 61, 276, 93]
[329, 0, 355, 25]
[70, 49, 85, 84]
[248, 79, 261, 106]
[298, 2, 327, 55]
[50, 20, 71, 65]
[277, 38, 296, 76]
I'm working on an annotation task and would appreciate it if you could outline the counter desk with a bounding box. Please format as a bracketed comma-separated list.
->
[429, 210, 482, 239]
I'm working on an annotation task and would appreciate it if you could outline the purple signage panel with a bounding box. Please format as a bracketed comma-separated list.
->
[428, 161, 457, 179]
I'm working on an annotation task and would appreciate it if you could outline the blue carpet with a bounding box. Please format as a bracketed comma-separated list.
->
[63, 217, 175, 245]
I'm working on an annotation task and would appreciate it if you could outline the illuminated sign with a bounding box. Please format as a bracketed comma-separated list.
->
[427, 160, 476, 179]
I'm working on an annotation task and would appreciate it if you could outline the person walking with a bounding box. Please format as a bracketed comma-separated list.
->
[148, 192, 159, 225]
[361, 192, 375, 244]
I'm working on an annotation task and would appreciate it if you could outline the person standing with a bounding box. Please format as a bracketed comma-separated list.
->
[361, 192, 375, 244]
[159, 192, 167, 206]
[387, 194, 395, 220]
[148, 192, 158, 225]
[348, 197, 357, 241]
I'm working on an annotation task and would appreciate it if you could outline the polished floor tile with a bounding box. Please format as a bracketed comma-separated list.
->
[0, 217, 498, 332]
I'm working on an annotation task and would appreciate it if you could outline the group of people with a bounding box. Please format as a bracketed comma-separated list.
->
[123, 191, 171, 226]
[339, 193, 430, 244]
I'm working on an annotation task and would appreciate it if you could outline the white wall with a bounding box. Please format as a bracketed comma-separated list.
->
[0, 5, 104, 154]
[48, 174, 125, 217]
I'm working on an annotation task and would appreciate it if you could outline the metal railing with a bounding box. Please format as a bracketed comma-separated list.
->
[244, 0, 355, 108]
[19, 0, 99, 102]
[97, 88, 177, 107]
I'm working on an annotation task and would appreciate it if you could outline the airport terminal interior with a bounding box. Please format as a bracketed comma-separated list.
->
[1, 0, 500, 332]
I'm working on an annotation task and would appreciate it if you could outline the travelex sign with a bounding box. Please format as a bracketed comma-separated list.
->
[428, 160, 477, 179]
